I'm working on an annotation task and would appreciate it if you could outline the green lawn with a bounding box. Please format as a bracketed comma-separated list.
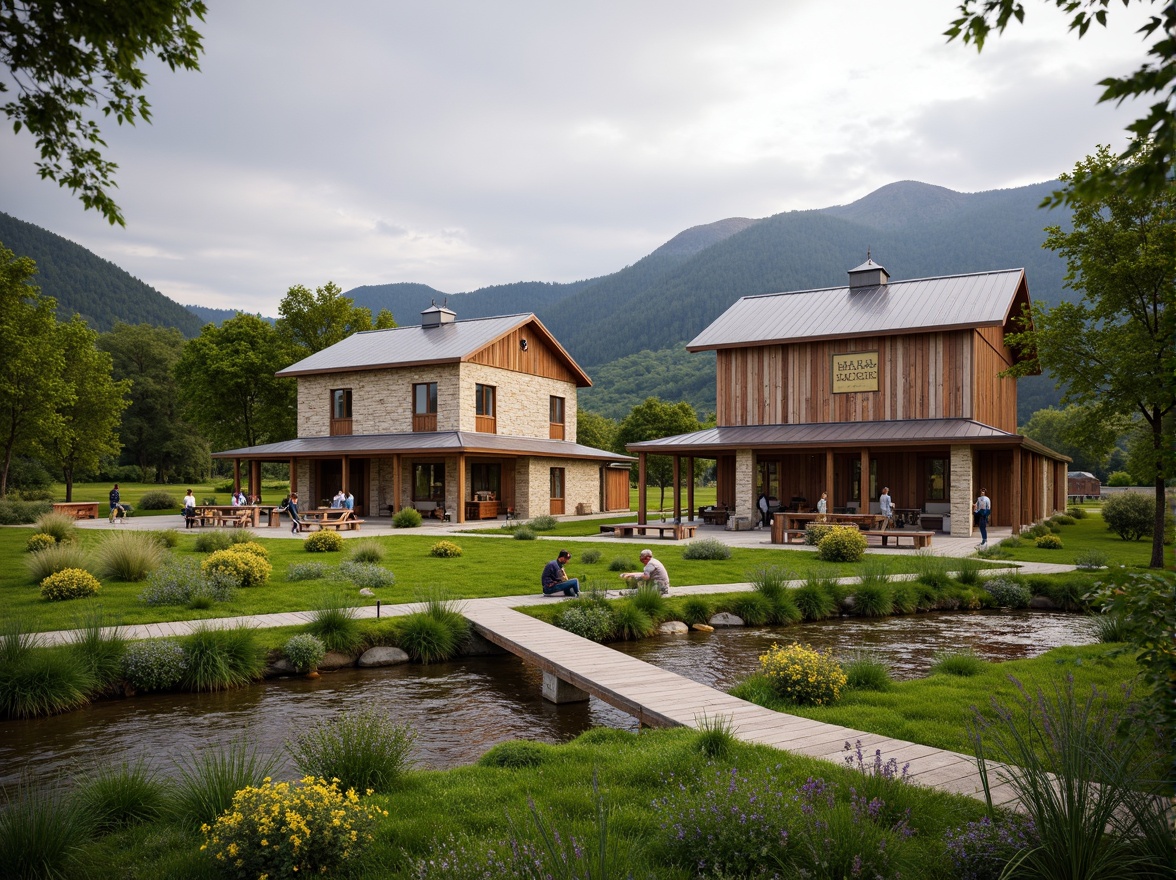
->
[996, 511, 1169, 569]
[49, 480, 291, 517]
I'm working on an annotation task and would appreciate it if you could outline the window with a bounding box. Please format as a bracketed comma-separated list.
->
[412, 463, 445, 501]
[851, 460, 879, 502]
[550, 467, 565, 499]
[549, 395, 565, 440]
[925, 458, 948, 501]
[413, 383, 437, 415]
[475, 384, 496, 416]
[470, 463, 501, 497]
[332, 389, 352, 419]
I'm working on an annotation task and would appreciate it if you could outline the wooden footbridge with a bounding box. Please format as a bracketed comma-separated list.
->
[464, 601, 1021, 807]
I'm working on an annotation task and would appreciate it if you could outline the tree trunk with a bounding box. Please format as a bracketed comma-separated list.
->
[1150, 419, 1165, 569]
[64, 466, 73, 502]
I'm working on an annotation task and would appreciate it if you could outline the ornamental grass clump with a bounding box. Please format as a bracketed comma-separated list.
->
[283, 633, 326, 672]
[430, 539, 462, 557]
[140, 558, 236, 607]
[25, 532, 54, 553]
[286, 707, 415, 792]
[93, 530, 169, 582]
[930, 649, 986, 677]
[75, 758, 169, 832]
[580, 548, 601, 564]
[392, 507, 422, 528]
[0, 647, 93, 719]
[337, 560, 396, 590]
[304, 531, 344, 552]
[679, 596, 711, 626]
[728, 591, 773, 625]
[913, 550, 951, 588]
[555, 602, 615, 642]
[173, 739, 280, 830]
[795, 576, 839, 620]
[69, 604, 125, 690]
[396, 594, 468, 663]
[25, 541, 89, 582]
[1074, 548, 1109, 570]
[817, 526, 867, 562]
[193, 529, 233, 553]
[512, 525, 537, 540]
[121, 638, 188, 693]
[852, 581, 893, 617]
[347, 539, 386, 564]
[611, 602, 656, 640]
[682, 537, 731, 560]
[287, 561, 329, 581]
[0, 783, 92, 880]
[630, 582, 668, 621]
[180, 624, 266, 692]
[203, 777, 385, 880]
[841, 650, 893, 692]
[40, 568, 101, 601]
[528, 514, 558, 531]
[33, 511, 77, 543]
[200, 548, 272, 587]
[607, 556, 634, 571]
[306, 590, 363, 653]
[759, 642, 846, 705]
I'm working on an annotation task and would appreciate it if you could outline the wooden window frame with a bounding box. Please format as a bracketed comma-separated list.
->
[475, 383, 496, 433]
[330, 388, 352, 436]
[413, 382, 437, 432]
[549, 395, 565, 440]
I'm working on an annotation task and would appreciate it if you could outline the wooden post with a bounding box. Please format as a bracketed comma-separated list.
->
[672, 456, 681, 522]
[456, 453, 466, 523]
[233, 459, 241, 493]
[687, 457, 695, 521]
[342, 456, 350, 499]
[1011, 446, 1022, 533]
[638, 453, 647, 525]
[392, 454, 401, 515]
[859, 448, 870, 507]
[250, 461, 261, 499]
[289, 458, 297, 494]
[825, 449, 834, 503]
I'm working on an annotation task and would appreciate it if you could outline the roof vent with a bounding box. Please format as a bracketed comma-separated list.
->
[421, 299, 456, 329]
[848, 254, 889, 290]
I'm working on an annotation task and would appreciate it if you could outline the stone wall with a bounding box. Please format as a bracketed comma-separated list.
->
[458, 363, 577, 438]
[950, 445, 973, 537]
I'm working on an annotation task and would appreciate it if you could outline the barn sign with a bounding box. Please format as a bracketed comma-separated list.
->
[831, 351, 879, 393]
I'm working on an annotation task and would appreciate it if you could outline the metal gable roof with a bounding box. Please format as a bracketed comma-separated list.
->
[212, 431, 634, 462]
[688, 269, 1026, 350]
[276, 313, 589, 384]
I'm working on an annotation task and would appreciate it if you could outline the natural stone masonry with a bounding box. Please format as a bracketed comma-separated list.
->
[950, 444, 974, 538]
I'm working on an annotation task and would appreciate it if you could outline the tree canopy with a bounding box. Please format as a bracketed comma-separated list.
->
[617, 397, 702, 510]
[947, 1, 1176, 204]
[277, 282, 395, 360]
[1, 0, 207, 226]
[1006, 142, 1175, 567]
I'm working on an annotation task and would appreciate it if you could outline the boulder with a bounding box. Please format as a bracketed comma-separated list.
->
[657, 620, 689, 635]
[357, 646, 410, 667]
[709, 612, 744, 627]
[1028, 595, 1059, 610]
[359, 588, 376, 597]
[318, 650, 355, 671]
[266, 657, 298, 676]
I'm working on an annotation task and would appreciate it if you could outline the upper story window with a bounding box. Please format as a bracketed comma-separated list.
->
[330, 388, 352, 436]
[475, 383, 496, 433]
[413, 382, 437, 432]
[549, 395, 565, 440]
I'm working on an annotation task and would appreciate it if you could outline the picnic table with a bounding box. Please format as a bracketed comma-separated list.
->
[770, 511, 886, 544]
[52, 502, 99, 519]
[191, 505, 259, 528]
[603, 522, 698, 540]
[296, 509, 364, 532]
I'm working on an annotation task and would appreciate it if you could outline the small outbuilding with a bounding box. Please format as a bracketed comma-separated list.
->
[1067, 471, 1101, 501]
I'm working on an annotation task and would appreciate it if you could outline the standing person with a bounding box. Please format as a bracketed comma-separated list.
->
[620, 549, 670, 595]
[182, 489, 197, 528]
[816, 492, 828, 520]
[757, 491, 770, 528]
[541, 549, 579, 597]
[108, 483, 128, 522]
[344, 491, 355, 511]
[879, 486, 893, 529]
[974, 488, 991, 548]
[282, 492, 303, 534]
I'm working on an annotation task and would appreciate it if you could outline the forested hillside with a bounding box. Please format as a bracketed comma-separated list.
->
[185, 304, 276, 327]
[0, 212, 204, 337]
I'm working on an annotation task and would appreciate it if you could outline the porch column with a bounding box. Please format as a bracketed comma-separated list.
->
[949, 445, 974, 538]
[687, 457, 695, 521]
[734, 449, 755, 521]
[457, 453, 466, 523]
[638, 453, 647, 525]
[392, 454, 401, 515]
[1011, 446, 1022, 533]
[289, 458, 297, 494]
[341, 456, 350, 497]
[859, 449, 870, 508]
[825, 449, 834, 501]
[233, 459, 241, 493]
[672, 456, 681, 522]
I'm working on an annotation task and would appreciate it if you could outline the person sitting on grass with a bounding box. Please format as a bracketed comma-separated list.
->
[620, 549, 670, 595]
[541, 549, 580, 597]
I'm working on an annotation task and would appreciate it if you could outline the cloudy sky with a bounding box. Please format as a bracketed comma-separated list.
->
[0, 0, 1152, 314]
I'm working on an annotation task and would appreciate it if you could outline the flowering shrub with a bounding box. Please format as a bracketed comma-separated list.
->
[40, 568, 101, 601]
[122, 639, 188, 692]
[804, 522, 834, 545]
[817, 526, 867, 562]
[1035, 533, 1064, 549]
[337, 561, 396, 589]
[681, 538, 731, 560]
[981, 577, 1030, 609]
[287, 562, 329, 581]
[229, 541, 269, 559]
[304, 531, 344, 553]
[25, 532, 55, 553]
[140, 558, 235, 606]
[200, 776, 386, 879]
[430, 540, 463, 557]
[944, 815, 1039, 880]
[201, 549, 272, 587]
[555, 602, 615, 642]
[284, 634, 326, 672]
[759, 642, 846, 705]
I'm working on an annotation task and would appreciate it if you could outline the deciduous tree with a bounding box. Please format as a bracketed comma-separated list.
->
[576, 409, 619, 453]
[1019, 404, 1125, 477]
[176, 313, 296, 450]
[0, 243, 64, 496]
[1006, 142, 1175, 568]
[40, 316, 130, 500]
[947, 1, 1175, 204]
[276, 282, 395, 359]
[617, 397, 701, 511]
[1, 0, 207, 225]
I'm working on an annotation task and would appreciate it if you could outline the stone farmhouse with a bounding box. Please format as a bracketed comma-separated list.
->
[625, 260, 1071, 538]
[213, 304, 632, 522]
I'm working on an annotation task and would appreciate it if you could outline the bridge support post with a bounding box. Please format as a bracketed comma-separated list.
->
[542, 672, 589, 703]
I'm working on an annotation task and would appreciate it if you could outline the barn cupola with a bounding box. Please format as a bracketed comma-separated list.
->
[421, 300, 456, 328]
[848, 254, 890, 289]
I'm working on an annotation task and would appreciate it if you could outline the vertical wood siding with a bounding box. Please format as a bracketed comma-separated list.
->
[467, 324, 580, 383]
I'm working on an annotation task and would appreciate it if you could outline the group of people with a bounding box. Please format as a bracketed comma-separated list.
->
[331, 489, 355, 510]
[541, 548, 669, 598]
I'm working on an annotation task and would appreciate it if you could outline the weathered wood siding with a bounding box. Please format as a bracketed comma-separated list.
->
[717, 330, 985, 425]
[467, 323, 580, 384]
[971, 326, 1018, 432]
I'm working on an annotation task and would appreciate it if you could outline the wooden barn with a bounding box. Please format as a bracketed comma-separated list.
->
[1067, 471, 1101, 501]
[625, 260, 1070, 538]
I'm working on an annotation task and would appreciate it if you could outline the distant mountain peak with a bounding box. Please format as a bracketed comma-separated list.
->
[651, 217, 760, 258]
[820, 180, 969, 230]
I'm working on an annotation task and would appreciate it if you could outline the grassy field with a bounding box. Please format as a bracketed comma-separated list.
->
[997, 511, 1172, 569]
[49, 481, 291, 516]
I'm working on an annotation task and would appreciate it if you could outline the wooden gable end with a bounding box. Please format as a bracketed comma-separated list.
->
[466, 322, 586, 385]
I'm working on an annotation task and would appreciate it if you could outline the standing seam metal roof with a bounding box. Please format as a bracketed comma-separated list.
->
[687, 269, 1026, 350]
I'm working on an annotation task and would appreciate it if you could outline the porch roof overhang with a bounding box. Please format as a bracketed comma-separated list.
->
[212, 431, 634, 464]
[624, 418, 1070, 461]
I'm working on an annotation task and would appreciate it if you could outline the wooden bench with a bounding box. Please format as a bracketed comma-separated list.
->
[52, 502, 99, 519]
[299, 509, 363, 532]
[700, 508, 730, 526]
[611, 522, 698, 540]
[864, 530, 934, 549]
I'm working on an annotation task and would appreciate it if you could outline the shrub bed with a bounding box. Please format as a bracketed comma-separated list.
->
[201, 548, 272, 587]
[430, 540, 463, 557]
[40, 568, 101, 601]
[759, 642, 845, 705]
[817, 526, 867, 562]
[121, 639, 188, 692]
[305, 531, 344, 552]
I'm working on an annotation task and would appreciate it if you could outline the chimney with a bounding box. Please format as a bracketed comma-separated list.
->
[847, 255, 889, 290]
[420, 300, 456, 329]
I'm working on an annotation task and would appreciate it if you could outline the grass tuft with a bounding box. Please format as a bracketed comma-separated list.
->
[306, 589, 363, 653]
[75, 758, 169, 832]
[930, 650, 987, 677]
[286, 707, 415, 792]
[0, 782, 91, 880]
[693, 713, 737, 760]
[171, 738, 279, 830]
[179, 624, 266, 692]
